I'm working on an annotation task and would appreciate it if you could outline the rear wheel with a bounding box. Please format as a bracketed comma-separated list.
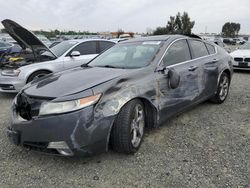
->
[210, 72, 230, 104]
[27, 70, 51, 83]
[110, 99, 145, 154]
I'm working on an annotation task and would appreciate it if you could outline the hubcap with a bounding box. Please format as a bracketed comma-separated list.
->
[219, 76, 229, 101]
[130, 104, 145, 148]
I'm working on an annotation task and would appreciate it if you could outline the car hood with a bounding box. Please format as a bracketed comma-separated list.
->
[230, 49, 250, 57]
[1, 19, 57, 58]
[24, 67, 129, 98]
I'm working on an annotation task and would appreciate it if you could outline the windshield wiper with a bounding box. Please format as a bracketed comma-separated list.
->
[81, 63, 92, 68]
[97, 65, 125, 69]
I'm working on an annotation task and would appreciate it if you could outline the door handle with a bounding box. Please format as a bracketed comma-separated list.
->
[205, 59, 219, 66]
[188, 66, 198, 71]
[211, 59, 219, 63]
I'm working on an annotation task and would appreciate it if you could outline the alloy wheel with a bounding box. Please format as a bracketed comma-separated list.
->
[219, 75, 229, 101]
[130, 104, 145, 148]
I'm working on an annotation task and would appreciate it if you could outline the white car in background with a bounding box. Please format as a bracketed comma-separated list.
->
[230, 42, 250, 70]
[0, 19, 116, 92]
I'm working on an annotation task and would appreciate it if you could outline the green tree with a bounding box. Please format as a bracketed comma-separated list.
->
[153, 27, 167, 35]
[154, 12, 195, 35]
[222, 22, 241, 37]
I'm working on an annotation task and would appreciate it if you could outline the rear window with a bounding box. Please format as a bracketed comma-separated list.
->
[205, 43, 216, 54]
[188, 40, 209, 58]
[72, 41, 97, 55]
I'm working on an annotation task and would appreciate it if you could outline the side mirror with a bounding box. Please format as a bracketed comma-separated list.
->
[70, 51, 81, 57]
[168, 68, 180, 89]
[157, 66, 180, 89]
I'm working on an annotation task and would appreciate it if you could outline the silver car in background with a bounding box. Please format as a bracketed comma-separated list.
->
[0, 19, 115, 92]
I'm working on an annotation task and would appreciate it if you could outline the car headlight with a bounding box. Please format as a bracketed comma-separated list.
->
[1, 69, 21, 77]
[39, 94, 101, 116]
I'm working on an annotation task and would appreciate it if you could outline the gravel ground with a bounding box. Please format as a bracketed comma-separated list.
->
[0, 71, 249, 188]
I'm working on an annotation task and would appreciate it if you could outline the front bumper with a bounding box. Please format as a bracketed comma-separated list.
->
[8, 105, 115, 156]
[233, 61, 250, 70]
[0, 73, 25, 93]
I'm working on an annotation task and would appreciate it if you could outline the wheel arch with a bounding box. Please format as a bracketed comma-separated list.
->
[106, 96, 159, 151]
[26, 69, 53, 83]
[217, 68, 232, 86]
[223, 69, 231, 82]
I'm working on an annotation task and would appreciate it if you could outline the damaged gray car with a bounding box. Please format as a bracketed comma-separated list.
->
[7, 35, 233, 156]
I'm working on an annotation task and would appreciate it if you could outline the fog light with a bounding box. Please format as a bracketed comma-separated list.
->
[56, 149, 73, 156]
[47, 141, 73, 156]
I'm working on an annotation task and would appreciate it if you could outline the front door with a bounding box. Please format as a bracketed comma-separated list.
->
[156, 39, 201, 123]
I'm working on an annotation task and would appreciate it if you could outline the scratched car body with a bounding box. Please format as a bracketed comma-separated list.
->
[7, 35, 233, 156]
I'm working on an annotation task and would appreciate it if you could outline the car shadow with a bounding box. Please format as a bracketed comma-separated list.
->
[233, 69, 250, 74]
[0, 93, 16, 100]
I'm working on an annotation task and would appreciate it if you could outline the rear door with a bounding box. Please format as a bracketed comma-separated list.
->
[63, 41, 98, 69]
[157, 39, 201, 122]
[188, 39, 219, 99]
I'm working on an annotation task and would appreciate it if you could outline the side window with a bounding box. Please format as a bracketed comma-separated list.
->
[162, 39, 191, 66]
[205, 43, 216, 54]
[188, 40, 209, 58]
[98, 41, 115, 53]
[72, 41, 97, 55]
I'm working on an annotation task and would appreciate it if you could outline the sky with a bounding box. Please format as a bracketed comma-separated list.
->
[0, 0, 250, 34]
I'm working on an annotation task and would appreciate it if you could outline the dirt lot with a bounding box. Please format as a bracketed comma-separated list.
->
[0, 71, 249, 188]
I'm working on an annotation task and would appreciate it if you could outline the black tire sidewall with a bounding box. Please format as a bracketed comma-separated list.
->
[111, 99, 145, 153]
[27, 71, 50, 83]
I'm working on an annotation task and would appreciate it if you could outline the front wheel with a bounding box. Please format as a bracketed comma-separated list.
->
[210, 72, 230, 104]
[110, 99, 145, 154]
[27, 70, 51, 83]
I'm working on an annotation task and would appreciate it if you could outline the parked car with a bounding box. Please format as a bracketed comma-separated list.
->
[213, 40, 231, 53]
[0, 41, 22, 53]
[0, 41, 13, 55]
[0, 33, 17, 44]
[230, 42, 250, 70]
[0, 19, 115, 92]
[223, 38, 236, 45]
[0, 41, 22, 64]
[6, 35, 233, 156]
[233, 38, 246, 45]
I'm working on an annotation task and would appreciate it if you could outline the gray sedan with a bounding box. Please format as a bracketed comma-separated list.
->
[0, 19, 115, 92]
[7, 35, 233, 156]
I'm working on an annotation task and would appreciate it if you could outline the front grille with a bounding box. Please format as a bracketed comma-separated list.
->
[244, 58, 250, 62]
[0, 84, 15, 90]
[234, 57, 243, 62]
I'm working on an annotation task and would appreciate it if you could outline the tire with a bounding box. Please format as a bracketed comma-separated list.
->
[27, 70, 51, 83]
[210, 72, 230, 104]
[110, 99, 145, 154]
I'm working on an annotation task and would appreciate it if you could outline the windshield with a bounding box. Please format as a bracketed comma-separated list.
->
[50, 40, 79, 57]
[239, 42, 250, 50]
[89, 41, 162, 69]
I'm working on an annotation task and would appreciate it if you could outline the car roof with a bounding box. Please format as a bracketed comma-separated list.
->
[65, 39, 116, 43]
[120, 34, 200, 43]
